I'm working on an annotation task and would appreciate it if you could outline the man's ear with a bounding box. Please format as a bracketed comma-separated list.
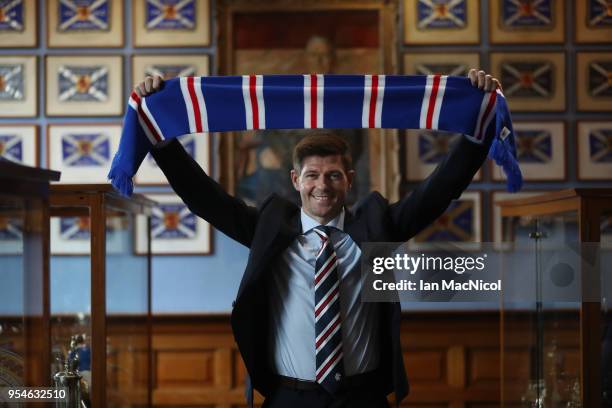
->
[290, 169, 300, 191]
[346, 170, 355, 189]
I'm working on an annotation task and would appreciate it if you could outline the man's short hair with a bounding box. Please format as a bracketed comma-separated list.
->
[292, 131, 353, 172]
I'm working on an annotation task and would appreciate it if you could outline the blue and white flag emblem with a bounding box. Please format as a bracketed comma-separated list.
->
[415, 62, 470, 76]
[0, 134, 23, 163]
[0, 217, 22, 241]
[0, 63, 24, 101]
[151, 202, 197, 239]
[589, 128, 612, 163]
[515, 129, 552, 163]
[588, 60, 612, 98]
[415, 198, 475, 242]
[60, 217, 91, 240]
[58, 65, 109, 102]
[58, 0, 110, 31]
[145, 64, 198, 79]
[146, 133, 196, 167]
[61, 133, 110, 167]
[0, 0, 24, 31]
[145, 0, 196, 30]
[501, 60, 553, 98]
[418, 131, 461, 164]
[417, 0, 467, 29]
[501, 0, 553, 28]
[588, 0, 612, 27]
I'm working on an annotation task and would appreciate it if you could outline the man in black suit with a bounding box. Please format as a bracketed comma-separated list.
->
[137, 69, 500, 407]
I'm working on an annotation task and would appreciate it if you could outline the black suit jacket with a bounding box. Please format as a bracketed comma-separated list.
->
[151, 135, 489, 404]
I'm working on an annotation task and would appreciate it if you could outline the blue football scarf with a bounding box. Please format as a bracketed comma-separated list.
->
[108, 74, 523, 196]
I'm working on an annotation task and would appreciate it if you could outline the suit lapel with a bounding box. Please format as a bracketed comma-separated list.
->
[343, 205, 367, 247]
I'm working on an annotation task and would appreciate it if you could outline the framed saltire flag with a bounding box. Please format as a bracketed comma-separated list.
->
[403, 52, 479, 76]
[47, 0, 124, 48]
[45, 55, 123, 116]
[0, 0, 37, 47]
[135, 132, 211, 185]
[0, 125, 38, 166]
[491, 121, 566, 181]
[405, 130, 482, 181]
[0, 55, 37, 117]
[577, 52, 612, 112]
[577, 121, 612, 181]
[490, 52, 565, 112]
[131, 54, 209, 88]
[575, 0, 612, 43]
[47, 124, 121, 183]
[50, 216, 124, 255]
[133, 0, 210, 47]
[409, 191, 482, 249]
[491, 190, 544, 243]
[0, 214, 23, 255]
[489, 0, 564, 44]
[403, 0, 479, 44]
[134, 193, 212, 255]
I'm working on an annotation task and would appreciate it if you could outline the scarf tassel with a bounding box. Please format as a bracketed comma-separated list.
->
[489, 135, 523, 193]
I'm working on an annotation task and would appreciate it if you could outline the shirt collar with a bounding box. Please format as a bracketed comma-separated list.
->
[301, 207, 345, 234]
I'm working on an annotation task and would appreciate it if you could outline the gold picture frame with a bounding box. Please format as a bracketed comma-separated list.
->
[45, 55, 124, 117]
[132, 0, 211, 47]
[575, 0, 612, 43]
[47, 0, 124, 48]
[576, 121, 612, 181]
[403, 0, 480, 45]
[490, 52, 565, 112]
[576, 52, 612, 112]
[0, 0, 37, 48]
[489, 0, 564, 44]
[217, 0, 400, 202]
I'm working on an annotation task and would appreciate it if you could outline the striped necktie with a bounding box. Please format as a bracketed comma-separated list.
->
[313, 225, 344, 394]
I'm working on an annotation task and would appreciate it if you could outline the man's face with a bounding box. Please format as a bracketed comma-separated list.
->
[291, 154, 354, 224]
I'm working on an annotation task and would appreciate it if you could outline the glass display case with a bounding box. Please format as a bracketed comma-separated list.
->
[49, 184, 156, 408]
[0, 161, 60, 390]
[498, 189, 612, 408]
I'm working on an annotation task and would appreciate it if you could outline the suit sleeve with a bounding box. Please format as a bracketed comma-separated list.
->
[150, 138, 258, 248]
[388, 134, 489, 240]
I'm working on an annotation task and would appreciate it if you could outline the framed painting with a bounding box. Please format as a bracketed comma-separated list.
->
[45, 55, 123, 116]
[132, 0, 211, 47]
[577, 121, 612, 181]
[0, 125, 38, 166]
[0, 0, 37, 47]
[491, 121, 566, 182]
[405, 130, 482, 182]
[134, 193, 212, 255]
[50, 216, 124, 255]
[403, 0, 480, 45]
[490, 52, 565, 112]
[0, 55, 37, 117]
[131, 54, 209, 88]
[135, 132, 211, 185]
[490, 190, 545, 243]
[47, 124, 121, 183]
[403, 52, 480, 76]
[408, 191, 482, 249]
[217, 0, 400, 203]
[47, 0, 124, 48]
[577, 52, 612, 112]
[575, 0, 612, 43]
[489, 0, 564, 44]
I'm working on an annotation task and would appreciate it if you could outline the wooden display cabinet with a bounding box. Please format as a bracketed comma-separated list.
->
[497, 189, 612, 408]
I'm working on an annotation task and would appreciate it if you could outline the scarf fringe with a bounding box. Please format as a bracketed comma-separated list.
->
[489, 136, 523, 193]
[108, 166, 134, 197]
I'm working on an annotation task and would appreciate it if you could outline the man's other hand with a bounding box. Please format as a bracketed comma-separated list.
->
[468, 69, 502, 92]
[135, 75, 164, 97]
